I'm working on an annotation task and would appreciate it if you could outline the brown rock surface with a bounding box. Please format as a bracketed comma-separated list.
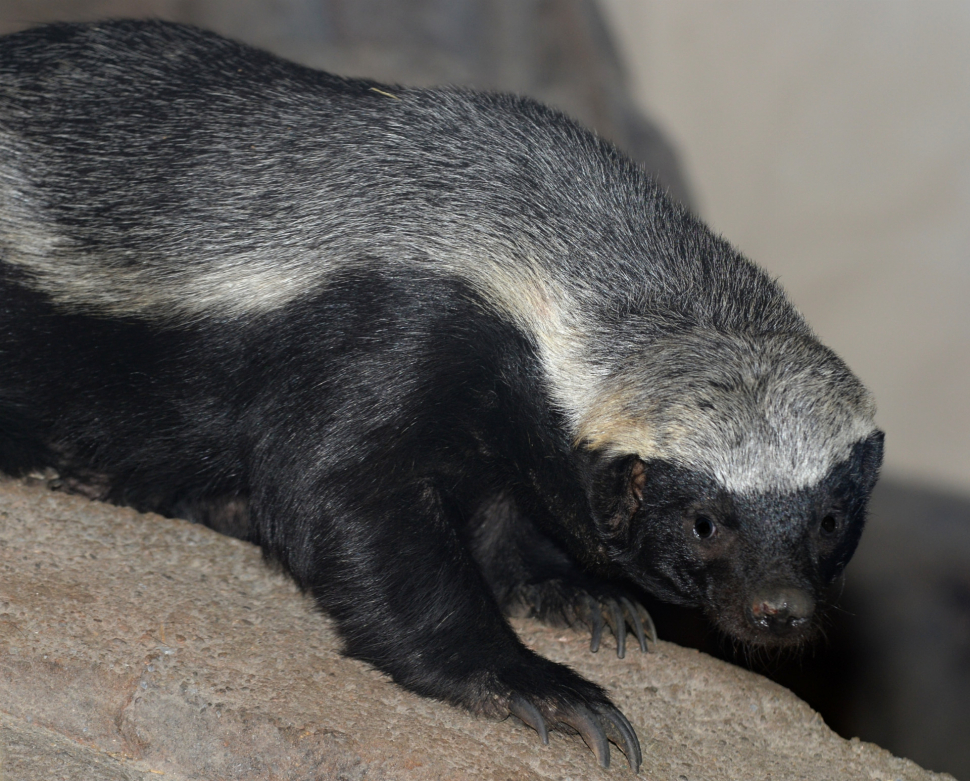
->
[0, 478, 952, 780]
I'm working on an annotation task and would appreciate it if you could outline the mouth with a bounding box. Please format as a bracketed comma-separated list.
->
[715, 613, 818, 649]
[709, 586, 819, 649]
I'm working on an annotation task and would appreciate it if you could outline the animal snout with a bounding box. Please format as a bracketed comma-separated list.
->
[747, 587, 815, 637]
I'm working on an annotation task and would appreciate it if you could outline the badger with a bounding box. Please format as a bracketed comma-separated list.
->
[0, 20, 883, 772]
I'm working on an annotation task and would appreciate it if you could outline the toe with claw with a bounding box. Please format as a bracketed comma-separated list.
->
[509, 693, 642, 772]
[584, 592, 657, 657]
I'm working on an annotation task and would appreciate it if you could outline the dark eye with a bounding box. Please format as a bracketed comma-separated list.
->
[693, 516, 717, 540]
[819, 514, 839, 536]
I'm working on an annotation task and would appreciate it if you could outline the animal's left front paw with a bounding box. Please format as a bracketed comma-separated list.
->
[507, 691, 641, 771]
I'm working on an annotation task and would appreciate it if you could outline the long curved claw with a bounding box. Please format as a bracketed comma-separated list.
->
[510, 694, 549, 744]
[607, 600, 626, 658]
[598, 705, 642, 773]
[555, 703, 642, 772]
[588, 596, 605, 653]
[559, 704, 611, 768]
[620, 596, 648, 653]
[637, 601, 658, 646]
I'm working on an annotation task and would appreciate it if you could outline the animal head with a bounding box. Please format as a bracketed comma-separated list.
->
[581, 331, 883, 646]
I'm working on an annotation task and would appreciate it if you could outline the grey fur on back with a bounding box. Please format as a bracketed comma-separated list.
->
[0, 20, 877, 495]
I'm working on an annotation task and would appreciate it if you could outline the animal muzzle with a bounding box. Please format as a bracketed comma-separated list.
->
[746, 587, 816, 638]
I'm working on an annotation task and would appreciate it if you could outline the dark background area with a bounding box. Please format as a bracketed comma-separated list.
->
[0, 1, 967, 777]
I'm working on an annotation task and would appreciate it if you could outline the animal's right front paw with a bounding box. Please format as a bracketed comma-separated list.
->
[509, 578, 658, 658]
[579, 590, 657, 658]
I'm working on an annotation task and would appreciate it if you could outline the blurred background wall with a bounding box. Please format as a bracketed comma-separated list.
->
[1, 1, 967, 777]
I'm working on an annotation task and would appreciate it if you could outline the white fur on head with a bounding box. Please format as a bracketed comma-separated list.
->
[578, 331, 879, 495]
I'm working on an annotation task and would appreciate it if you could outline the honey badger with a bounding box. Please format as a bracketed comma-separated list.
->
[0, 20, 883, 772]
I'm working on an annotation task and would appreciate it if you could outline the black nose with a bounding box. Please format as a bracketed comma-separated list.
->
[748, 588, 815, 636]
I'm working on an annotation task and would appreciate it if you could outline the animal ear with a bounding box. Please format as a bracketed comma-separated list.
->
[589, 454, 647, 539]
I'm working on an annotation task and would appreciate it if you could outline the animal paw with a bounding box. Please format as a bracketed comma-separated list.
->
[508, 692, 641, 771]
[580, 591, 657, 658]
[510, 579, 657, 657]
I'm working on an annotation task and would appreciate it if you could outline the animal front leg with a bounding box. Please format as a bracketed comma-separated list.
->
[472, 492, 657, 658]
[282, 479, 642, 771]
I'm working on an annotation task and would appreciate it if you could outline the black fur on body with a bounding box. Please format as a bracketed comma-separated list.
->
[0, 21, 884, 770]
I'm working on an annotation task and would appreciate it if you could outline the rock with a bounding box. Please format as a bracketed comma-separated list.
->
[0, 710, 179, 781]
[0, 478, 952, 780]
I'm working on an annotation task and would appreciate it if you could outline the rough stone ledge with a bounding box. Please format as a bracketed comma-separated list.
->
[0, 478, 953, 781]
